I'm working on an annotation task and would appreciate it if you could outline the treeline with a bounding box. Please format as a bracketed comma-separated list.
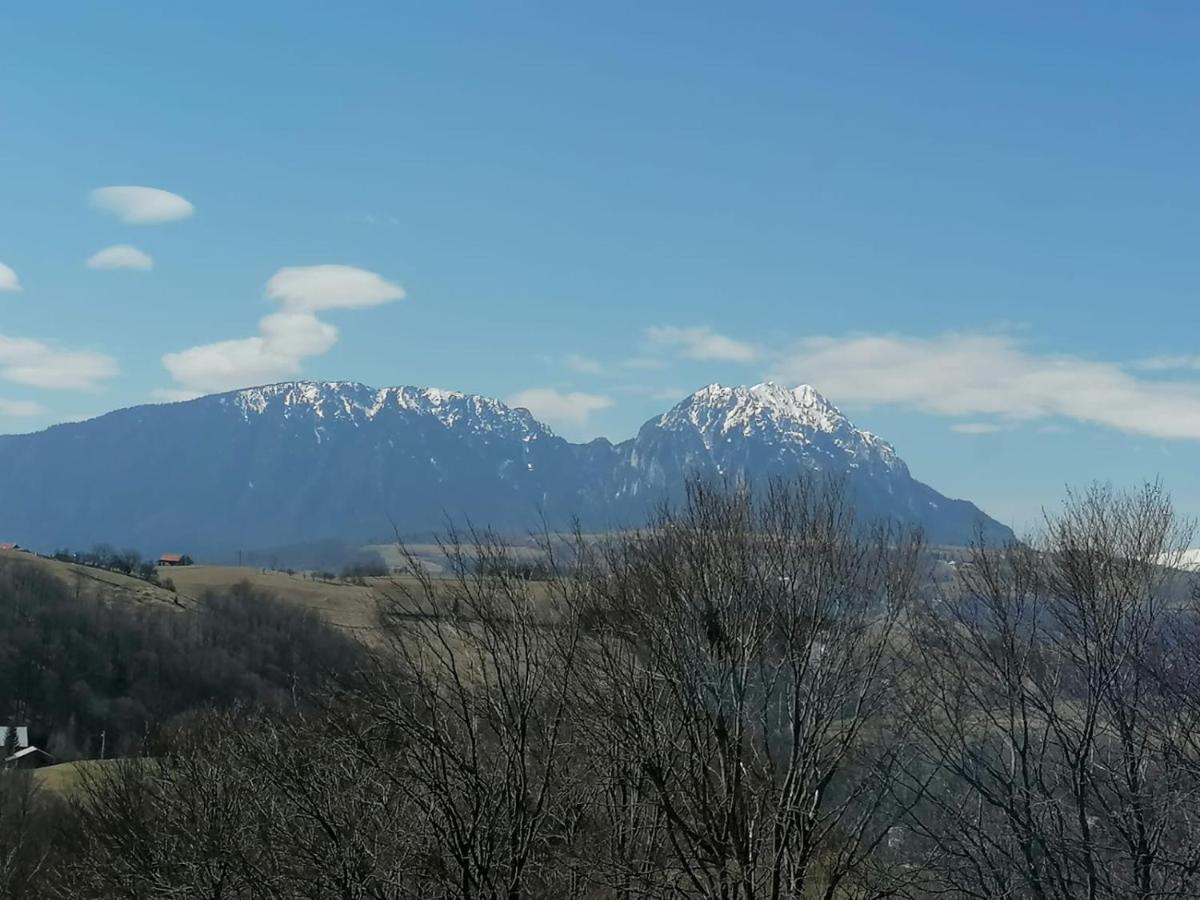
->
[0, 565, 365, 761]
[49, 545, 189, 588]
[6, 479, 1200, 898]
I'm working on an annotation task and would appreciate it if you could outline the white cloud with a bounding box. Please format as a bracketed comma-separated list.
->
[161, 266, 403, 395]
[0, 334, 119, 391]
[266, 264, 405, 313]
[163, 336, 303, 393]
[508, 388, 613, 428]
[646, 325, 758, 363]
[563, 353, 606, 375]
[163, 314, 337, 394]
[1134, 355, 1200, 371]
[86, 244, 154, 271]
[771, 331, 1200, 441]
[0, 263, 21, 292]
[90, 186, 194, 224]
[0, 398, 46, 417]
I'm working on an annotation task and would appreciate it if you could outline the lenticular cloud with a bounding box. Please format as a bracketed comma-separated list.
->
[90, 186, 194, 224]
[266, 265, 406, 313]
[0, 263, 21, 292]
[86, 245, 154, 271]
[161, 266, 405, 395]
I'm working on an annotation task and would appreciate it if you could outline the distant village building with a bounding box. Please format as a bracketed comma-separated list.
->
[0, 542, 19, 551]
[158, 553, 192, 567]
[5, 746, 54, 768]
[1, 725, 54, 769]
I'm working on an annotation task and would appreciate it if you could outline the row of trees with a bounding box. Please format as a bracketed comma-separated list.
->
[6, 479, 1200, 898]
[49, 545, 189, 587]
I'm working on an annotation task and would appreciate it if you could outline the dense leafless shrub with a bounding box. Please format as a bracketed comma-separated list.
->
[364, 526, 589, 899]
[901, 482, 1200, 900]
[572, 479, 928, 899]
[0, 770, 56, 899]
[51, 710, 423, 899]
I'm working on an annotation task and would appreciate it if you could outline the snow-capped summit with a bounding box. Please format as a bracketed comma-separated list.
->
[226, 382, 551, 441]
[0, 380, 1012, 552]
[654, 382, 903, 473]
[666, 382, 848, 434]
[610, 381, 1005, 543]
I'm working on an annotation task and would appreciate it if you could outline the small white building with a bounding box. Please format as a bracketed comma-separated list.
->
[1, 725, 54, 768]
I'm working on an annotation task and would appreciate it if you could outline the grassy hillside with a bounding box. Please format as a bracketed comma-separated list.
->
[0, 548, 185, 608]
[163, 564, 381, 635]
[33, 760, 124, 798]
[0, 551, 388, 637]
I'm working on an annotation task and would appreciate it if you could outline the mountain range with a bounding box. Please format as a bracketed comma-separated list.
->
[0, 381, 1012, 555]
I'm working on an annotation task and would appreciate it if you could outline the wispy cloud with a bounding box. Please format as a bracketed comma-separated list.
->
[0, 263, 21, 292]
[86, 244, 154, 271]
[162, 265, 404, 395]
[1133, 355, 1200, 371]
[0, 335, 119, 391]
[359, 213, 400, 227]
[950, 422, 1007, 434]
[771, 331, 1200, 440]
[508, 387, 613, 428]
[562, 354, 672, 376]
[620, 356, 668, 370]
[646, 325, 758, 363]
[0, 398, 46, 417]
[90, 186, 194, 224]
[563, 353, 607, 375]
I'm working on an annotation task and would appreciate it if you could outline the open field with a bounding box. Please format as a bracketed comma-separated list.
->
[163, 565, 384, 634]
[0, 549, 492, 642]
[33, 759, 125, 798]
[0, 551, 385, 636]
[0, 545, 570, 651]
[367, 539, 551, 573]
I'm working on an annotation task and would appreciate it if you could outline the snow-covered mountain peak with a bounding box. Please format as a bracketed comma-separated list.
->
[0, 379, 1013, 549]
[652, 381, 903, 473]
[666, 381, 850, 434]
[223, 381, 553, 439]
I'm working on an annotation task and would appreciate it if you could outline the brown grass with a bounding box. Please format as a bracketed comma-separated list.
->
[0, 549, 184, 609]
[33, 759, 124, 797]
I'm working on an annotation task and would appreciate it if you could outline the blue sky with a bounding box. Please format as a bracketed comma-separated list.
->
[3, 2, 1200, 531]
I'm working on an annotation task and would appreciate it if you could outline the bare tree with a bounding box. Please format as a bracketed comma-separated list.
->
[53, 710, 425, 899]
[358, 526, 589, 900]
[902, 481, 1200, 900]
[574, 478, 927, 900]
[52, 480, 1200, 900]
[0, 769, 53, 899]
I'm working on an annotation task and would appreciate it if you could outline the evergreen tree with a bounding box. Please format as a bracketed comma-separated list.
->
[2, 725, 19, 763]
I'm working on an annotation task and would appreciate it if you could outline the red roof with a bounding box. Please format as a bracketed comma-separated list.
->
[0, 543, 18, 551]
[158, 553, 184, 563]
